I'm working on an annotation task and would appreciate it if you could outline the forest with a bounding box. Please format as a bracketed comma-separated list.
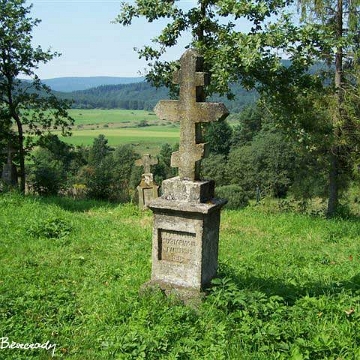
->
[55, 80, 258, 113]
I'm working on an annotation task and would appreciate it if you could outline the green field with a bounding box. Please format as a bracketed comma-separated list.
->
[57, 109, 180, 154]
[33, 109, 240, 154]
[1, 193, 359, 359]
[68, 109, 161, 126]
[60, 126, 179, 152]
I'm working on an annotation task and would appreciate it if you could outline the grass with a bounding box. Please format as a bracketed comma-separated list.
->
[29, 109, 240, 154]
[68, 109, 162, 126]
[53, 109, 180, 154]
[1, 192, 359, 359]
[59, 126, 179, 154]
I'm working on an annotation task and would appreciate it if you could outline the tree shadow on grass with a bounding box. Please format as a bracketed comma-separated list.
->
[213, 262, 360, 306]
[31, 195, 120, 213]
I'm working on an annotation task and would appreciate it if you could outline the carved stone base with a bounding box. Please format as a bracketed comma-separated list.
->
[148, 177, 226, 292]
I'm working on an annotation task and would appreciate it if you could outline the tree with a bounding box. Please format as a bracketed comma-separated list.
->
[201, 153, 229, 186]
[34, 134, 86, 191]
[292, 0, 360, 215]
[203, 120, 233, 156]
[115, 0, 321, 99]
[115, 0, 359, 214]
[227, 128, 297, 198]
[88, 134, 112, 166]
[112, 144, 139, 202]
[232, 104, 263, 147]
[0, 0, 73, 193]
[153, 143, 172, 185]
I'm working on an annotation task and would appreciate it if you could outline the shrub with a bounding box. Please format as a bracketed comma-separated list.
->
[28, 149, 66, 196]
[215, 185, 249, 209]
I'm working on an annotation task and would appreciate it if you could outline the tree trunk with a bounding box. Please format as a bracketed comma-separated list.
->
[14, 114, 26, 193]
[327, 0, 343, 217]
[327, 148, 339, 216]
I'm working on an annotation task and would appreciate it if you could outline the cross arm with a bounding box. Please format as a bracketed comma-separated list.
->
[154, 100, 179, 122]
[194, 102, 229, 123]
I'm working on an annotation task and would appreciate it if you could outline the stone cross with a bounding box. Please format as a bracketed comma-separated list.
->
[1, 145, 16, 165]
[135, 154, 158, 174]
[1, 144, 17, 186]
[154, 49, 229, 181]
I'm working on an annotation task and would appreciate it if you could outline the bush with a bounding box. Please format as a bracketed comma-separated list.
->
[28, 148, 66, 196]
[201, 154, 228, 186]
[215, 185, 249, 209]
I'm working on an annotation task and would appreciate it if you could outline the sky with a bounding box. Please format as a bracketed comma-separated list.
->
[26, 0, 200, 79]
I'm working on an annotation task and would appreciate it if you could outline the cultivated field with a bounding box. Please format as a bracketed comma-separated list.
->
[58, 109, 180, 154]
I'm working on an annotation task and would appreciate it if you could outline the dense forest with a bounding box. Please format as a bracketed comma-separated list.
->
[57, 81, 258, 113]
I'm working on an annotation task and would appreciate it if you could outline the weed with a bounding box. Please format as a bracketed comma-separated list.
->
[27, 217, 72, 239]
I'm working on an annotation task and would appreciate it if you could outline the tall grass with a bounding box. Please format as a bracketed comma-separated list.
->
[1, 193, 359, 359]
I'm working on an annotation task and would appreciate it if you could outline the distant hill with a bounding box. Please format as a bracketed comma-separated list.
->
[57, 81, 257, 113]
[20, 60, 326, 112]
[40, 76, 145, 92]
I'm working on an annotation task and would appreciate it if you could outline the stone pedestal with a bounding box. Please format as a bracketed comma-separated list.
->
[1, 163, 18, 186]
[148, 177, 226, 292]
[143, 49, 229, 302]
[137, 173, 159, 210]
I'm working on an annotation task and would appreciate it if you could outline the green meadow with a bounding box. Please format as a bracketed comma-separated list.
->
[68, 109, 160, 126]
[1, 193, 359, 359]
[60, 126, 179, 152]
[56, 109, 180, 153]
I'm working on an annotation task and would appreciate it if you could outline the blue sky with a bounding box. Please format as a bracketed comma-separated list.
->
[27, 0, 198, 79]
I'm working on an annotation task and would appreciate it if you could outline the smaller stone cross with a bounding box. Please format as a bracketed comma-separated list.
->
[1, 145, 16, 165]
[1, 144, 18, 186]
[154, 48, 229, 181]
[135, 154, 158, 174]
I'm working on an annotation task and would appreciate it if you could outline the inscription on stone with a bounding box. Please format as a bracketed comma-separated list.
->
[159, 230, 196, 264]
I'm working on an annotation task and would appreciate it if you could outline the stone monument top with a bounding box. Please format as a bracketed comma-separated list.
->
[135, 154, 158, 174]
[155, 49, 229, 181]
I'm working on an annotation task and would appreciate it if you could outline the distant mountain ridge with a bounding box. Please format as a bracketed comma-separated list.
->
[40, 76, 145, 92]
[19, 76, 258, 112]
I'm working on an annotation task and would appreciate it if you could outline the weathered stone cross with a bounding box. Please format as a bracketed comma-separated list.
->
[1, 145, 16, 165]
[135, 154, 158, 174]
[154, 49, 229, 181]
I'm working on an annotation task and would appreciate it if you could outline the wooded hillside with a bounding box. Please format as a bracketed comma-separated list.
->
[58, 81, 258, 113]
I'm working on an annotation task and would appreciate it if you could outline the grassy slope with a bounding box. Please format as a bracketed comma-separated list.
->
[0, 193, 359, 359]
